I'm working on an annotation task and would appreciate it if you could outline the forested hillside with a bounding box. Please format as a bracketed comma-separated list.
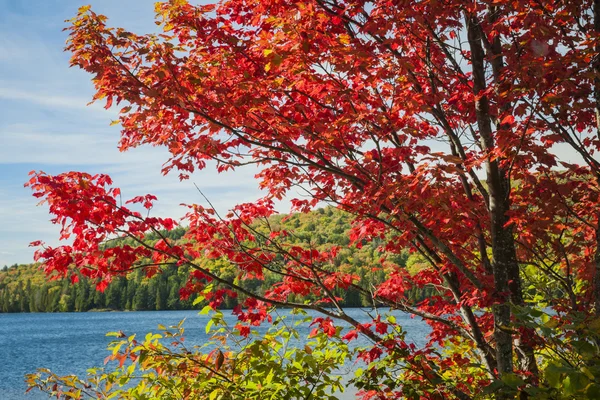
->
[0, 207, 430, 312]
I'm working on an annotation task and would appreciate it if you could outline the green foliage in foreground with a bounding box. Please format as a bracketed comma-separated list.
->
[1, 207, 433, 313]
[27, 306, 600, 399]
[27, 309, 350, 400]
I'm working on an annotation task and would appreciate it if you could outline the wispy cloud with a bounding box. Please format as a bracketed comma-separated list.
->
[1, 129, 137, 166]
[0, 0, 282, 267]
[0, 87, 93, 112]
[0, 86, 117, 118]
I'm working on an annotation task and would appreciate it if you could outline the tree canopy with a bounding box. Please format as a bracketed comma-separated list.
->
[26, 0, 600, 398]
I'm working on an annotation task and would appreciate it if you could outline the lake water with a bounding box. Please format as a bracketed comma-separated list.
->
[0, 309, 429, 399]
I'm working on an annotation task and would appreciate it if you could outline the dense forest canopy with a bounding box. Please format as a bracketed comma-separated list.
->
[23, 0, 600, 398]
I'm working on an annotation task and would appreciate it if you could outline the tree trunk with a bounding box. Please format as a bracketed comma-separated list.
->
[465, 14, 514, 378]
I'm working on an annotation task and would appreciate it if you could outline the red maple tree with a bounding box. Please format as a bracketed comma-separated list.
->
[27, 1, 600, 397]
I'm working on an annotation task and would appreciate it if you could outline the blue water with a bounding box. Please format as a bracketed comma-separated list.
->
[0, 309, 429, 399]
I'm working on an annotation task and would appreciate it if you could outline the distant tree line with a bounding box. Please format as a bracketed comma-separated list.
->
[1, 208, 436, 313]
[1, 265, 193, 313]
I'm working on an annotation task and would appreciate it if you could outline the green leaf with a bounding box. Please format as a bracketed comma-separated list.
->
[587, 384, 600, 398]
[205, 319, 214, 334]
[199, 305, 213, 315]
[563, 372, 589, 395]
[545, 363, 566, 388]
[192, 295, 205, 306]
[481, 380, 506, 395]
[501, 373, 525, 388]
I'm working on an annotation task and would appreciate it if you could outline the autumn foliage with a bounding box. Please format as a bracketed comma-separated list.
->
[26, 0, 600, 398]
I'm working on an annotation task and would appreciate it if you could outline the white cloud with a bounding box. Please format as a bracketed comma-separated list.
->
[1, 130, 115, 165]
[0, 87, 90, 111]
[0, 86, 117, 117]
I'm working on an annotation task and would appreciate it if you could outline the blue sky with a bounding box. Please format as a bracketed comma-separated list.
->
[0, 0, 275, 267]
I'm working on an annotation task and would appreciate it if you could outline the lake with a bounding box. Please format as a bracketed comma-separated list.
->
[0, 309, 430, 399]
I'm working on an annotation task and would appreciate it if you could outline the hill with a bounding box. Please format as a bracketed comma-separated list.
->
[0, 207, 430, 312]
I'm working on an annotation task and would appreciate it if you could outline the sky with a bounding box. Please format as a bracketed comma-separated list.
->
[0, 0, 278, 267]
